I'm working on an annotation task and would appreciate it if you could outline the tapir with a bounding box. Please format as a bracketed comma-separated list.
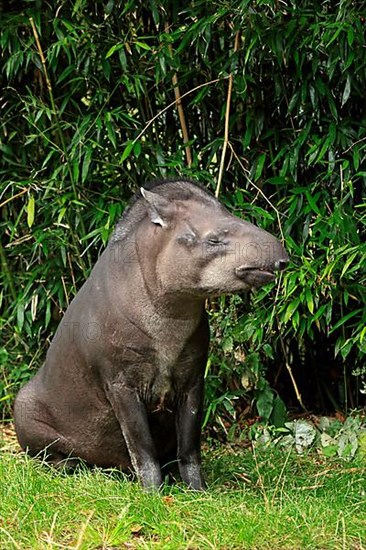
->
[14, 178, 288, 490]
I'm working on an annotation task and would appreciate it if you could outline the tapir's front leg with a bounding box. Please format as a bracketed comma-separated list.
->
[176, 376, 206, 490]
[105, 381, 162, 490]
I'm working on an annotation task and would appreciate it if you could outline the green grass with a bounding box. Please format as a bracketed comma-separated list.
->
[1, 438, 366, 549]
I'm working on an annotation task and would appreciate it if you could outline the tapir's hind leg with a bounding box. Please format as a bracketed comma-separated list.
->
[13, 386, 79, 469]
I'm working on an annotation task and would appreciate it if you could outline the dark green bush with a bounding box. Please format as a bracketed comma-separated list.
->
[1, 0, 365, 423]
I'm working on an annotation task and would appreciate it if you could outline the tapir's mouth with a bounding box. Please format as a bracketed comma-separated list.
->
[235, 267, 276, 288]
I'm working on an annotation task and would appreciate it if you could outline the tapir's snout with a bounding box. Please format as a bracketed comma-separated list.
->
[235, 242, 289, 288]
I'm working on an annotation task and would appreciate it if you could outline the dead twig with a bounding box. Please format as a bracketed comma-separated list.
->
[0, 187, 28, 209]
[228, 142, 286, 243]
[276, 314, 307, 412]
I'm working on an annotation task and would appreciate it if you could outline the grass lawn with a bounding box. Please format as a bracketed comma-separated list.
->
[1, 425, 366, 549]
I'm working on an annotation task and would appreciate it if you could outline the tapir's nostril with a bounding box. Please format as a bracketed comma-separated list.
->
[274, 259, 289, 272]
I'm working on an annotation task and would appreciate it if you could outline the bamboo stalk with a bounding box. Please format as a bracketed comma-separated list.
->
[165, 24, 192, 167]
[29, 18, 57, 114]
[215, 31, 240, 198]
[133, 77, 229, 145]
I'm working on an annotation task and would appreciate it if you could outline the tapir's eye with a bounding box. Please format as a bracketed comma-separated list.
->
[207, 235, 224, 246]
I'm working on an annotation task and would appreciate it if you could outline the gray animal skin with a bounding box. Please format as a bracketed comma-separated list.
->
[14, 179, 288, 490]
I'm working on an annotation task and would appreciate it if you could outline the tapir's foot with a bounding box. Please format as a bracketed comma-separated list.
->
[179, 460, 206, 491]
[137, 459, 163, 491]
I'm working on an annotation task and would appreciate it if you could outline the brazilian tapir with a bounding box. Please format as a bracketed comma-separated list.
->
[14, 178, 288, 490]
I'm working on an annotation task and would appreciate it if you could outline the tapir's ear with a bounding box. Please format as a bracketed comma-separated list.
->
[140, 187, 173, 228]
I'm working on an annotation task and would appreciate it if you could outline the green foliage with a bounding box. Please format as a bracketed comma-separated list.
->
[1, 0, 365, 423]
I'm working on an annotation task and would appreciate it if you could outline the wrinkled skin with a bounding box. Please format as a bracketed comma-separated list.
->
[14, 179, 288, 490]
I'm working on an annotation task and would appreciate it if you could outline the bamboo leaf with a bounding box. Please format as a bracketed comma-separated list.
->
[254, 153, 266, 182]
[305, 191, 321, 214]
[340, 251, 359, 278]
[82, 147, 93, 183]
[105, 43, 123, 58]
[330, 309, 362, 334]
[135, 41, 151, 51]
[341, 75, 351, 107]
[120, 140, 134, 162]
[347, 25, 354, 46]
[305, 289, 314, 314]
[27, 195, 35, 228]
[283, 297, 301, 324]
[17, 302, 24, 331]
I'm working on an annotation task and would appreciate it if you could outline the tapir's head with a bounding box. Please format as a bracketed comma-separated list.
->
[119, 180, 288, 297]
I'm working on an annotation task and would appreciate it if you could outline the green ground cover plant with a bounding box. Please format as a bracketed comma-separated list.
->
[1, 0, 365, 425]
[1, 428, 366, 550]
